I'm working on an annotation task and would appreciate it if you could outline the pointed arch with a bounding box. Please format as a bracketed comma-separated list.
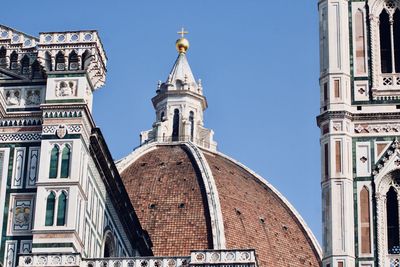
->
[81, 50, 92, 70]
[49, 145, 59, 178]
[387, 186, 400, 253]
[56, 191, 67, 226]
[380, 9, 392, 73]
[9, 51, 18, 70]
[31, 60, 43, 79]
[102, 230, 116, 258]
[68, 50, 79, 70]
[55, 51, 65, 71]
[20, 55, 30, 75]
[45, 191, 56, 226]
[172, 109, 180, 141]
[60, 145, 71, 178]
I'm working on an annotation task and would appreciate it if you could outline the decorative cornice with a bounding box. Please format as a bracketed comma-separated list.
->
[317, 111, 400, 126]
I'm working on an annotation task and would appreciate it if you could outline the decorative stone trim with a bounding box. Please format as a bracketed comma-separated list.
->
[43, 111, 82, 118]
[82, 256, 189, 267]
[0, 118, 42, 127]
[355, 123, 400, 133]
[42, 125, 82, 135]
[19, 253, 80, 267]
[0, 132, 41, 142]
[190, 249, 256, 266]
[184, 142, 226, 249]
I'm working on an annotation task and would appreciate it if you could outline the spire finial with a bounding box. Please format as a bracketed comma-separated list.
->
[177, 27, 189, 38]
[176, 27, 190, 53]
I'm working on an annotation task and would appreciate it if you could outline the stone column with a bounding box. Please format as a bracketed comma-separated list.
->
[376, 192, 387, 267]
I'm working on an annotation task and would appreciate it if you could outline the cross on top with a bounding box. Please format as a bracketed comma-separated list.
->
[177, 27, 189, 38]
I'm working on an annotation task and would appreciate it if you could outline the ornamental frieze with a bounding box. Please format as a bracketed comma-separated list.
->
[354, 123, 400, 134]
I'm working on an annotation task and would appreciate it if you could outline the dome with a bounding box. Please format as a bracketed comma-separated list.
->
[117, 143, 322, 267]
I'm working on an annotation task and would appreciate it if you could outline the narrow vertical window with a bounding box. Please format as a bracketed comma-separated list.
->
[60, 146, 71, 178]
[189, 111, 194, 141]
[335, 141, 342, 173]
[394, 10, 400, 72]
[9, 52, 18, 70]
[31, 60, 42, 79]
[355, 10, 366, 74]
[0, 47, 6, 65]
[323, 83, 328, 102]
[57, 191, 67, 226]
[387, 187, 399, 253]
[360, 187, 371, 254]
[68, 51, 79, 70]
[172, 109, 180, 141]
[49, 145, 59, 178]
[45, 192, 56, 226]
[20, 55, 29, 75]
[324, 143, 329, 178]
[380, 10, 392, 73]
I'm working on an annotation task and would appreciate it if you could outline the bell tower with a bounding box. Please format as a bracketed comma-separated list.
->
[318, 0, 400, 266]
[140, 29, 217, 151]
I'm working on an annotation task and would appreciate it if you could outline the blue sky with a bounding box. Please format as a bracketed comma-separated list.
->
[1, 1, 322, 242]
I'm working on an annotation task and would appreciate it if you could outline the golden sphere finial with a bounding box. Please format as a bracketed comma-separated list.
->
[176, 27, 189, 53]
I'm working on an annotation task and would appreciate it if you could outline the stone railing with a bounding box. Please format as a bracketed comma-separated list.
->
[19, 253, 81, 267]
[190, 250, 257, 267]
[381, 73, 400, 88]
[18, 250, 257, 267]
[82, 257, 190, 267]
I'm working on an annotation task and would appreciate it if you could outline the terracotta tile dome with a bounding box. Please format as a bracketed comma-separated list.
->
[118, 144, 321, 267]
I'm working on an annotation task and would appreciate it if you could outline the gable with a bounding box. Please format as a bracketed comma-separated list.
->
[0, 68, 30, 82]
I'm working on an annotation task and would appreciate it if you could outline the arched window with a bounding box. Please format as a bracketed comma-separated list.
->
[189, 111, 194, 141]
[55, 52, 65, 71]
[68, 51, 79, 70]
[49, 145, 59, 178]
[160, 111, 165, 122]
[9, 52, 18, 70]
[380, 10, 392, 73]
[31, 60, 42, 79]
[360, 187, 371, 254]
[103, 231, 116, 257]
[387, 187, 399, 253]
[172, 109, 180, 141]
[81, 50, 91, 70]
[45, 192, 56, 226]
[60, 146, 71, 178]
[56, 191, 67, 226]
[20, 55, 30, 75]
[0, 47, 6, 65]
